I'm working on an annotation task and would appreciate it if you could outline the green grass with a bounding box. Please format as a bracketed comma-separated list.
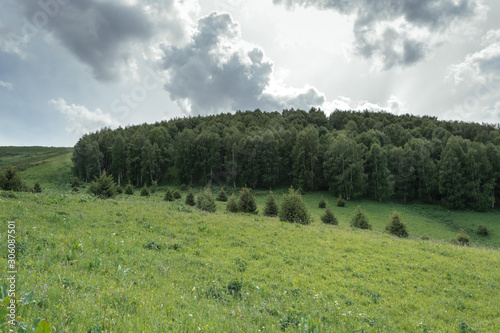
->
[1, 147, 500, 331]
[0, 147, 73, 170]
[1, 189, 500, 332]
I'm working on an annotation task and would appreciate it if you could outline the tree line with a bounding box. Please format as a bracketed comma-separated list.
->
[72, 108, 500, 210]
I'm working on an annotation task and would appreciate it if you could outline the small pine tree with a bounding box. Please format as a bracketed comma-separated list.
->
[454, 229, 470, 246]
[238, 187, 257, 214]
[385, 211, 408, 238]
[116, 186, 123, 194]
[279, 187, 311, 224]
[321, 206, 338, 225]
[140, 185, 150, 197]
[197, 188, 216, 213]
[164, 188, 175, 201]
[264, 190, 279, 217]
[351, 206, 371, 230]
[226, 193, 239, 213]
[173, 189, 182, 199]
[0, 165, 24, 192]
[180, 184, 188, 191]
[150, 180, 158, 193]
[476, 225, 489, 236]
[337, 195, 346, 207]
[88, 170, 117, 199]
[216, 188, 228, 202]
[185, 190, 196, 206]
[318, 196, 326, 208]
[125, 183, 134, 195]
[33, 181, 42, 193]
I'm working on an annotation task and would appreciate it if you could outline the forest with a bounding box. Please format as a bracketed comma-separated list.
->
[72, 108, 500, 211]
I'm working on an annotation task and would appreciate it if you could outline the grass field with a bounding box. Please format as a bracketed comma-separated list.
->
[1, 147, 500, 332]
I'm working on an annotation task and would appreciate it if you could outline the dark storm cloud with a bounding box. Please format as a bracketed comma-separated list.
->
[18, 0, 153, 81]
[161, 12, 325, 114]
[274, 0, 478, 69]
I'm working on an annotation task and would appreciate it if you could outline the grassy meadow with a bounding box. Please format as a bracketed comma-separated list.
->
[1, 147, 500, 332]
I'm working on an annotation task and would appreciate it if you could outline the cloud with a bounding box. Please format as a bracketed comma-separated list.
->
[160, 12, 325, 114]
[448, 29, 500, 85]
[274, 0, 480, 70]
[323, 95, 407, 115]
[50, 98, 120, 136]
[0, 81, 13, 91]
[17, 0, 155, 81]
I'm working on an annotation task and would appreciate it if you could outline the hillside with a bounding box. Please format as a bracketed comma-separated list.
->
[1, 148, 500, 331]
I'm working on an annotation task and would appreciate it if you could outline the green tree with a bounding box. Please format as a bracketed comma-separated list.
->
[216, 188, 228, 202]
[323, 135, 364, 200]
[164, 188, 174, 202]
[238, 187, 257, 214]
[318, 195, 326, 208]
[140, 185, 150, 197]
[439, 136, 467, 208]
[321, 206, 338, 225]
[279, 187, 311, 224]
[175, 129, 197, 185]
[351, 206, 371, 230]
[0, 166, 24, 191]
[195, 128, 221, 185]
[385, 211, 408, 237]
[264, 190, 279, 217]
[292, 125, 319, 190]
[88, 170, 117, 199]
[33, 181, 42, 193]
[111, 133, 126, 186]
[226, 193, 239, 213]
[185, 189, 196, 206]
[125, 183, 134, 195]
[366, 143, 392, 201]
[197, 188, 217, 213]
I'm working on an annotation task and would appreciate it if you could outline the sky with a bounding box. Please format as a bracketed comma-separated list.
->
[0, 0, 500, 147]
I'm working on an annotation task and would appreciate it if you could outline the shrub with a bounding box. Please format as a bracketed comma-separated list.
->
[318, 196, 326, 208]
[337, 195, 346, 207]
[116, 186, 123, 194]
[238, 187, 257, 214]
[0, 165, 24, 192]
[476, 225, 489, 236]
[70, 177, 82, 189]
[125, 183, 134, 195]
[185, 190, 196, 206]
[264, 190, 279, 217]
[88, 170, 117, 199]
[164, 188, 175, 202]
[453, 229, 470, 246]
[140, 185, 150, 197]
[33, 181, 42, 193]
[279, 187, 311, 225]
[180, 184, 188, 191]
[351, 206, 371, 230]
[385, 211, 408, 238]
[173, 189, 182, 199]
[216, 188, 228, 202]
[197, 188, 217, 213]
[226, 193, 239, 213]
[150, 180, 158, 193]
[321, 206, 338, 225]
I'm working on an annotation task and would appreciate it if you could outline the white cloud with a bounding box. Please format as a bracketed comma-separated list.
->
[323, 95, 407, 115]
[50, 98, 120, 136]
[0, 81, 13, 91]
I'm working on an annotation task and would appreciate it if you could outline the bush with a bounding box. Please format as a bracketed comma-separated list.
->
[180, 184, 188, 191]
[321, 206, 338, 225]
[88, 170, 117, 199]
[116, 186, 123, 194]
[238, 187, 257, 214]
[477, 225, 489, 236]
[385, 211, 408, 238]
[125, 183, 134, 195]
[185, 190, 196, 206]
[197, 188, 217, 213]
[33, 181, 42, 193]
[226, 193, 239, 213]
[216, 188, 228, 202]
[173, 189, 182, 199]
[164, 188, 175, 201]
[0, 165, 24, 192]
[351, 206, 371, 230]
[264, 190, 279, 217]
[279, 187, 311, 225]
[318, 196, 326, 208]
[140, 185, 150, 197]
[150, 180, 158, 193]
[70, 177, 82, 189]
[336, 195, 346, 207]
[453, 229, 470, 246]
